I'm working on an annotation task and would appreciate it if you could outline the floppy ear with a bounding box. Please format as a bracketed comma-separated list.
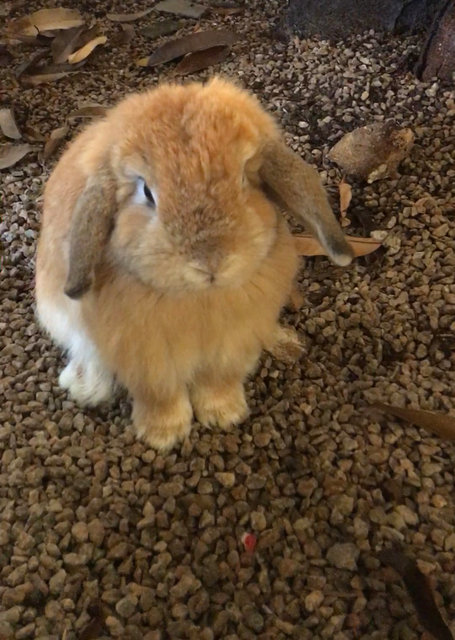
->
[259, 139, 353, 266]
[64, 168, 117, 300]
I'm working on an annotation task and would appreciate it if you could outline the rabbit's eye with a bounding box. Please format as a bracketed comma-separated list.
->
[143, 182, 155, 207]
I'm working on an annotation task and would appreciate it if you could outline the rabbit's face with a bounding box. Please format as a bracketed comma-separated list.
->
[107, 87, 279, 293]
[109, 155, 278, 293]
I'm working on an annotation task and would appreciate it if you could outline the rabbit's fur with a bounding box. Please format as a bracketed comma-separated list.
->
[35, 77, 352, 450]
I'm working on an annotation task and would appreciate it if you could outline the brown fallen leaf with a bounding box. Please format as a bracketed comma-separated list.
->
[68, 35, 107, 64]
[371, 403, 455, 441]
[174, 45, 230, 75]
[67, 105, 108, 120]
[140, 19, 184, 40]
[338, 178, 352, 227]
[380, 550, 454, 640]
[7, 8, 84, 38]
[0, 108, 21, 140]
[137, 29, 237, 67]
[0, 143, 32, 170]
[294, 233, 382, 258]
[51, 25, 85, 64]
[210, 1, 244, 15]
[328, 121, 414, 183]
[106, 8, 154, 22]
[43, 126, 69, 160]
[15, 50, 47, 79]
[154, 0, 208, 19]
[21, 71, 73, 86]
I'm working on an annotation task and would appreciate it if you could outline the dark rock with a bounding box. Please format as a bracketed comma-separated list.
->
[416, 0, 455, 80]
[285, 0, 445, 39]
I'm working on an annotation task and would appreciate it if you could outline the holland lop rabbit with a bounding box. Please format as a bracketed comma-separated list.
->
[35, 77, 352, 450]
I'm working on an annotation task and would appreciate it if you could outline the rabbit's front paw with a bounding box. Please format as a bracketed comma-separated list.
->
[192, 382, 249, 430]
[59, 359, 114, 406]
[133, 394, 193, 451]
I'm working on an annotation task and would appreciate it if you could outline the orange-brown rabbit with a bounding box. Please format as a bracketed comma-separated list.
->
[35, 77, 352, 450]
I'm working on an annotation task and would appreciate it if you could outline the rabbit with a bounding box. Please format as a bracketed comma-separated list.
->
[35, 77, 352, 451]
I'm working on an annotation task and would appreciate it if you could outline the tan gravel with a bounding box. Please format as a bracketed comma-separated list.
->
[1, 1, 455, 639]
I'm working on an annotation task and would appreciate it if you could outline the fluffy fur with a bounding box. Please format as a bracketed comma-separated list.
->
[35, 77, 344, 450]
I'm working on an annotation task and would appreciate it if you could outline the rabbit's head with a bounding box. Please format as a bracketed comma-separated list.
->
[64, 77, 352, 299]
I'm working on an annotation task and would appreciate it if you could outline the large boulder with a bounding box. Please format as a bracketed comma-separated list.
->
[285, 0, 446, 39]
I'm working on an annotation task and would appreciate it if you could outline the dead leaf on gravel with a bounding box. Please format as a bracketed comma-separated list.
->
[43, 125, 69, 160]
[338, 178, 352, 227]
[294, 233, 382, 258]
[174, 45, 230, 75]
[7, 8, 84, 38]
[328, 121, 414, 183]
[0, 143, 32, 170]
[371, 403, 455, 441]
[15, 50, 47, 78]
[67, 105, 108, 120]
[51, 25, 85, 63]
[379, 550, 454, 640]
[106, 8, 154, 23]
[210, 1, 244, 15]
[20, 70, 74, 86]
[0, 108, 21, 140]
[67, 35, 107, 64]
[137, 28, 237, 67]
[154, 0, 208, 19]
[141, 19, 184, 40]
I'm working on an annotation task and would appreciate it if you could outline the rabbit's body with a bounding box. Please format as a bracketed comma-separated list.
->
[36, 78, 352, 450]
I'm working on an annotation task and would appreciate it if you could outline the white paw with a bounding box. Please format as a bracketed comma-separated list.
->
[59, 359, 114, 406]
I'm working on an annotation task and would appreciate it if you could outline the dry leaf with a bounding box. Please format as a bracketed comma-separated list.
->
[0, 143, 32, 170]
[106, 8, 154, 22]
[210, 1, 244, 15]
[371, 403, 455, 441]
[154, 0, 208, 19]
[329, 121, 414, 183]
[7, 8, 84, 38]
[294, 233, 382, 258]
[43, 126, 69, 160]
[15, 50, 47, 79]
[174, 45, 229, 75]
[140, 19, 184, 40]
[21, 71, 73, 86]
[68, 35, 107, 64]
[51, 25, 85, 64]
[0, 108, 21, 140]
[67, 105, 108, 121]
[380, 550, 454, 640]
[137, 29, 237, 67]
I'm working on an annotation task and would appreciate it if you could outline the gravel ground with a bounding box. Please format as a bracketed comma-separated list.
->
[1, 1, 455, 639]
